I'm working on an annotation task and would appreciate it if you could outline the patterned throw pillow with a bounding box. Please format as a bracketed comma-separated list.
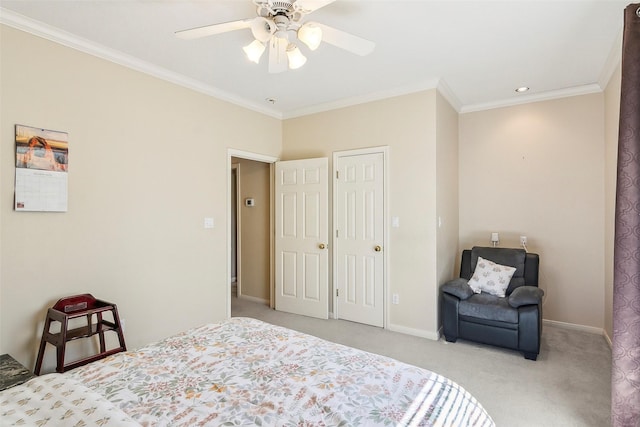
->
[468, 256, 516, 297]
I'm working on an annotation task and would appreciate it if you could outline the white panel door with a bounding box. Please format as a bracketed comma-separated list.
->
[275, 158, 329, 319]
[335, 152, 384, 327]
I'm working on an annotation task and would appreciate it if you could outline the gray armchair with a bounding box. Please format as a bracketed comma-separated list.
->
[441, 247, 543, 360]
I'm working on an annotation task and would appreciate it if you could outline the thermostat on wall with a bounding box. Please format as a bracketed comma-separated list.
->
[245, 198, 255, 207]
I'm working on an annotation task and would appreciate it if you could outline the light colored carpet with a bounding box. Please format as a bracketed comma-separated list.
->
[232, 296, 611, 427]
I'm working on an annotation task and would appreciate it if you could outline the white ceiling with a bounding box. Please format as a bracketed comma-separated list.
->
[0, 1, 628, 118]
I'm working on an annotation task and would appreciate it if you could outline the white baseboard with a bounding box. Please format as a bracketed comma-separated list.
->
[603, 329, 613, 348]
[238, 294, 269, 305]
[542, 319, 604, 336]
[387, 323, 440, 341]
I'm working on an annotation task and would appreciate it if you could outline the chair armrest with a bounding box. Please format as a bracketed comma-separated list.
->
[441, 278, 474, 300]
[508, 286, 544, 308]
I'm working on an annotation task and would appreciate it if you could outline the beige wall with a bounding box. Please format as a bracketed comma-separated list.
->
[459, 94, 605, 329]
[435, 91, 460, 325]
[232, 158, 271, 302]
[283, 90, 450, 337]
[604, 62, 621, 341]
[0, 26, 281, 371]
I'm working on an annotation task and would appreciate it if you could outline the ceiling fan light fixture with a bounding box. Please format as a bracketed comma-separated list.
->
[250, 17, 275, 42]
[286, 43, 307, 69]
[298, 22, 322, 50]
[243, 39, 266, 63]
[176, 0, 375, 74]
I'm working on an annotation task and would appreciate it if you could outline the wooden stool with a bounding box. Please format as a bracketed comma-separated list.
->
[34, 294, 126, 375]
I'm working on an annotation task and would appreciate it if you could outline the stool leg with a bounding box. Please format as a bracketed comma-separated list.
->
[112, 305, 127, 351]
[56, 317, 68, 373]
[34, 316, 52, 375]
[96, 312, 106, 353]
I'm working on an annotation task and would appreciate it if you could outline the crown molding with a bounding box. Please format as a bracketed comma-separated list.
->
[0, 8, 283, 120]
[282, 78, 442, 119]
[283, 76, 605, 118]
[460, 84, 603, 114]
[598, 27, 623, 89]
[436, 78, 462, 112]
[461, 28, 623, 115]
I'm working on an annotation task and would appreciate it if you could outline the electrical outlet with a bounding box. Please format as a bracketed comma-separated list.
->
[120, 319, 126, 332]
[491, 232, 499, 245]
[520, 236, 527, 246]
[392, 294, 399, 304]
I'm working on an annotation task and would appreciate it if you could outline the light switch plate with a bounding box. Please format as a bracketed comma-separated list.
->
[204, 217, 214, 229]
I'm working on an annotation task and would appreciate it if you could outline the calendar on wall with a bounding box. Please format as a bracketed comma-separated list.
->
[14, 124, 69, 212]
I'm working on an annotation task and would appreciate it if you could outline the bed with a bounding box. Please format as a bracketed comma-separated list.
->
[1, 317, 494, 426]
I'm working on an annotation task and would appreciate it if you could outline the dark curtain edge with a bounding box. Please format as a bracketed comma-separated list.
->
[611, 3, 640, 427]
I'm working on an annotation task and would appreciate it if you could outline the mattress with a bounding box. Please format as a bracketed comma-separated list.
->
[2, 317, 494, 426]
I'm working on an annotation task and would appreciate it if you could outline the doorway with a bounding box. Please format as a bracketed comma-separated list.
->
[227, 149, 278, 318]
[231, 163, 238, 297]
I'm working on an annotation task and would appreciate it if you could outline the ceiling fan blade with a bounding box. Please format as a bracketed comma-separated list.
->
[315, 23, 375, 56]
[269, 37, 288, 73]
[294, 0, 337, 14]
[175, 19, 253, 40]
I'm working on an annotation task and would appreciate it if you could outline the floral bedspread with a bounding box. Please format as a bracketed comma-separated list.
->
[0, 373, 140, 426]
[68, 317, 494, 426]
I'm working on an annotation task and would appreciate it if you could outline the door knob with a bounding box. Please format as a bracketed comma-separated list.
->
[319, 243, 327, 249]
[374, 245, 382, 252]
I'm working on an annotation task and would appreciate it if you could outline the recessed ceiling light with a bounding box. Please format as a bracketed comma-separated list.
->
[515, 86, 530, 93]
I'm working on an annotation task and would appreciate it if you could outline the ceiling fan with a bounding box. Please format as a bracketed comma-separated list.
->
[175, 0, 375, 73]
